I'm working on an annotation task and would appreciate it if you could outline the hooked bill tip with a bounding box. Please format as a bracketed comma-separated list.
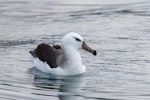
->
[93, 50, 97, 56]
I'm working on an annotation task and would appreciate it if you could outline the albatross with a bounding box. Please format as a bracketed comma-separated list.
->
[29, 32, 97, 75]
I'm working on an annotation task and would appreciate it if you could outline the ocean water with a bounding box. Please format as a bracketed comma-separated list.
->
[0, 0, 150, 100]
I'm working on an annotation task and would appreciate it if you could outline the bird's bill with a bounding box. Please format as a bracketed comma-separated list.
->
[82, 41, 97, 56]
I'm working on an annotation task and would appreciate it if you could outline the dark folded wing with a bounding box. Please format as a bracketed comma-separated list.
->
[30, 43, 59, 68]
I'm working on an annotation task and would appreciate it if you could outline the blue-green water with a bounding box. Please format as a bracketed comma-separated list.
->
[0, 0, 150, 99]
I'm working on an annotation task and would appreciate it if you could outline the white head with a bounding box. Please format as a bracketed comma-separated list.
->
[62, 32, 97, 56]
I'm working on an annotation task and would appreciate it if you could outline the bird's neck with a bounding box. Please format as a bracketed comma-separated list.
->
[61, 45, 86, 75]
[62, 46, 82, 65]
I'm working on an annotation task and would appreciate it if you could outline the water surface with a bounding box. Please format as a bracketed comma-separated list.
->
[0, 0, 150, 100]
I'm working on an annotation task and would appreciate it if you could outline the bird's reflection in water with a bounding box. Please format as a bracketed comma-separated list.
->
[29, 68, 85, 100]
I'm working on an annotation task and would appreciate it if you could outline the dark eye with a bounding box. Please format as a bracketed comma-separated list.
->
[75, 37, 81, 42]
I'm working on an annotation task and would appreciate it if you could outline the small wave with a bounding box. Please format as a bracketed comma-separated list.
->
[69, 9, 150, 18]
[68, 2, 150, 18]
[0, 40, 35, 47]
[116, 37, 138, 40]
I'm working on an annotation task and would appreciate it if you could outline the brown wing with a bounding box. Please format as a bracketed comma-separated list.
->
[35, 43, 58, 68]
[53, 44, 61, 49]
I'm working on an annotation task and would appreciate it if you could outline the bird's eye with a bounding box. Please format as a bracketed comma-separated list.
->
[75, 37, 81, 42]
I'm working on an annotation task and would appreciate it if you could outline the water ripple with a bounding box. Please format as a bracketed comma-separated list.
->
[0, 40, 35, 47]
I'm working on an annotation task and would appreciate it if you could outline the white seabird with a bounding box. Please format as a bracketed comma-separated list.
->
[29, 32, 97, 75]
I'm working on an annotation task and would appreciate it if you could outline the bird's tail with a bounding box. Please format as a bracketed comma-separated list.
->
[29, 49, 37, 58]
